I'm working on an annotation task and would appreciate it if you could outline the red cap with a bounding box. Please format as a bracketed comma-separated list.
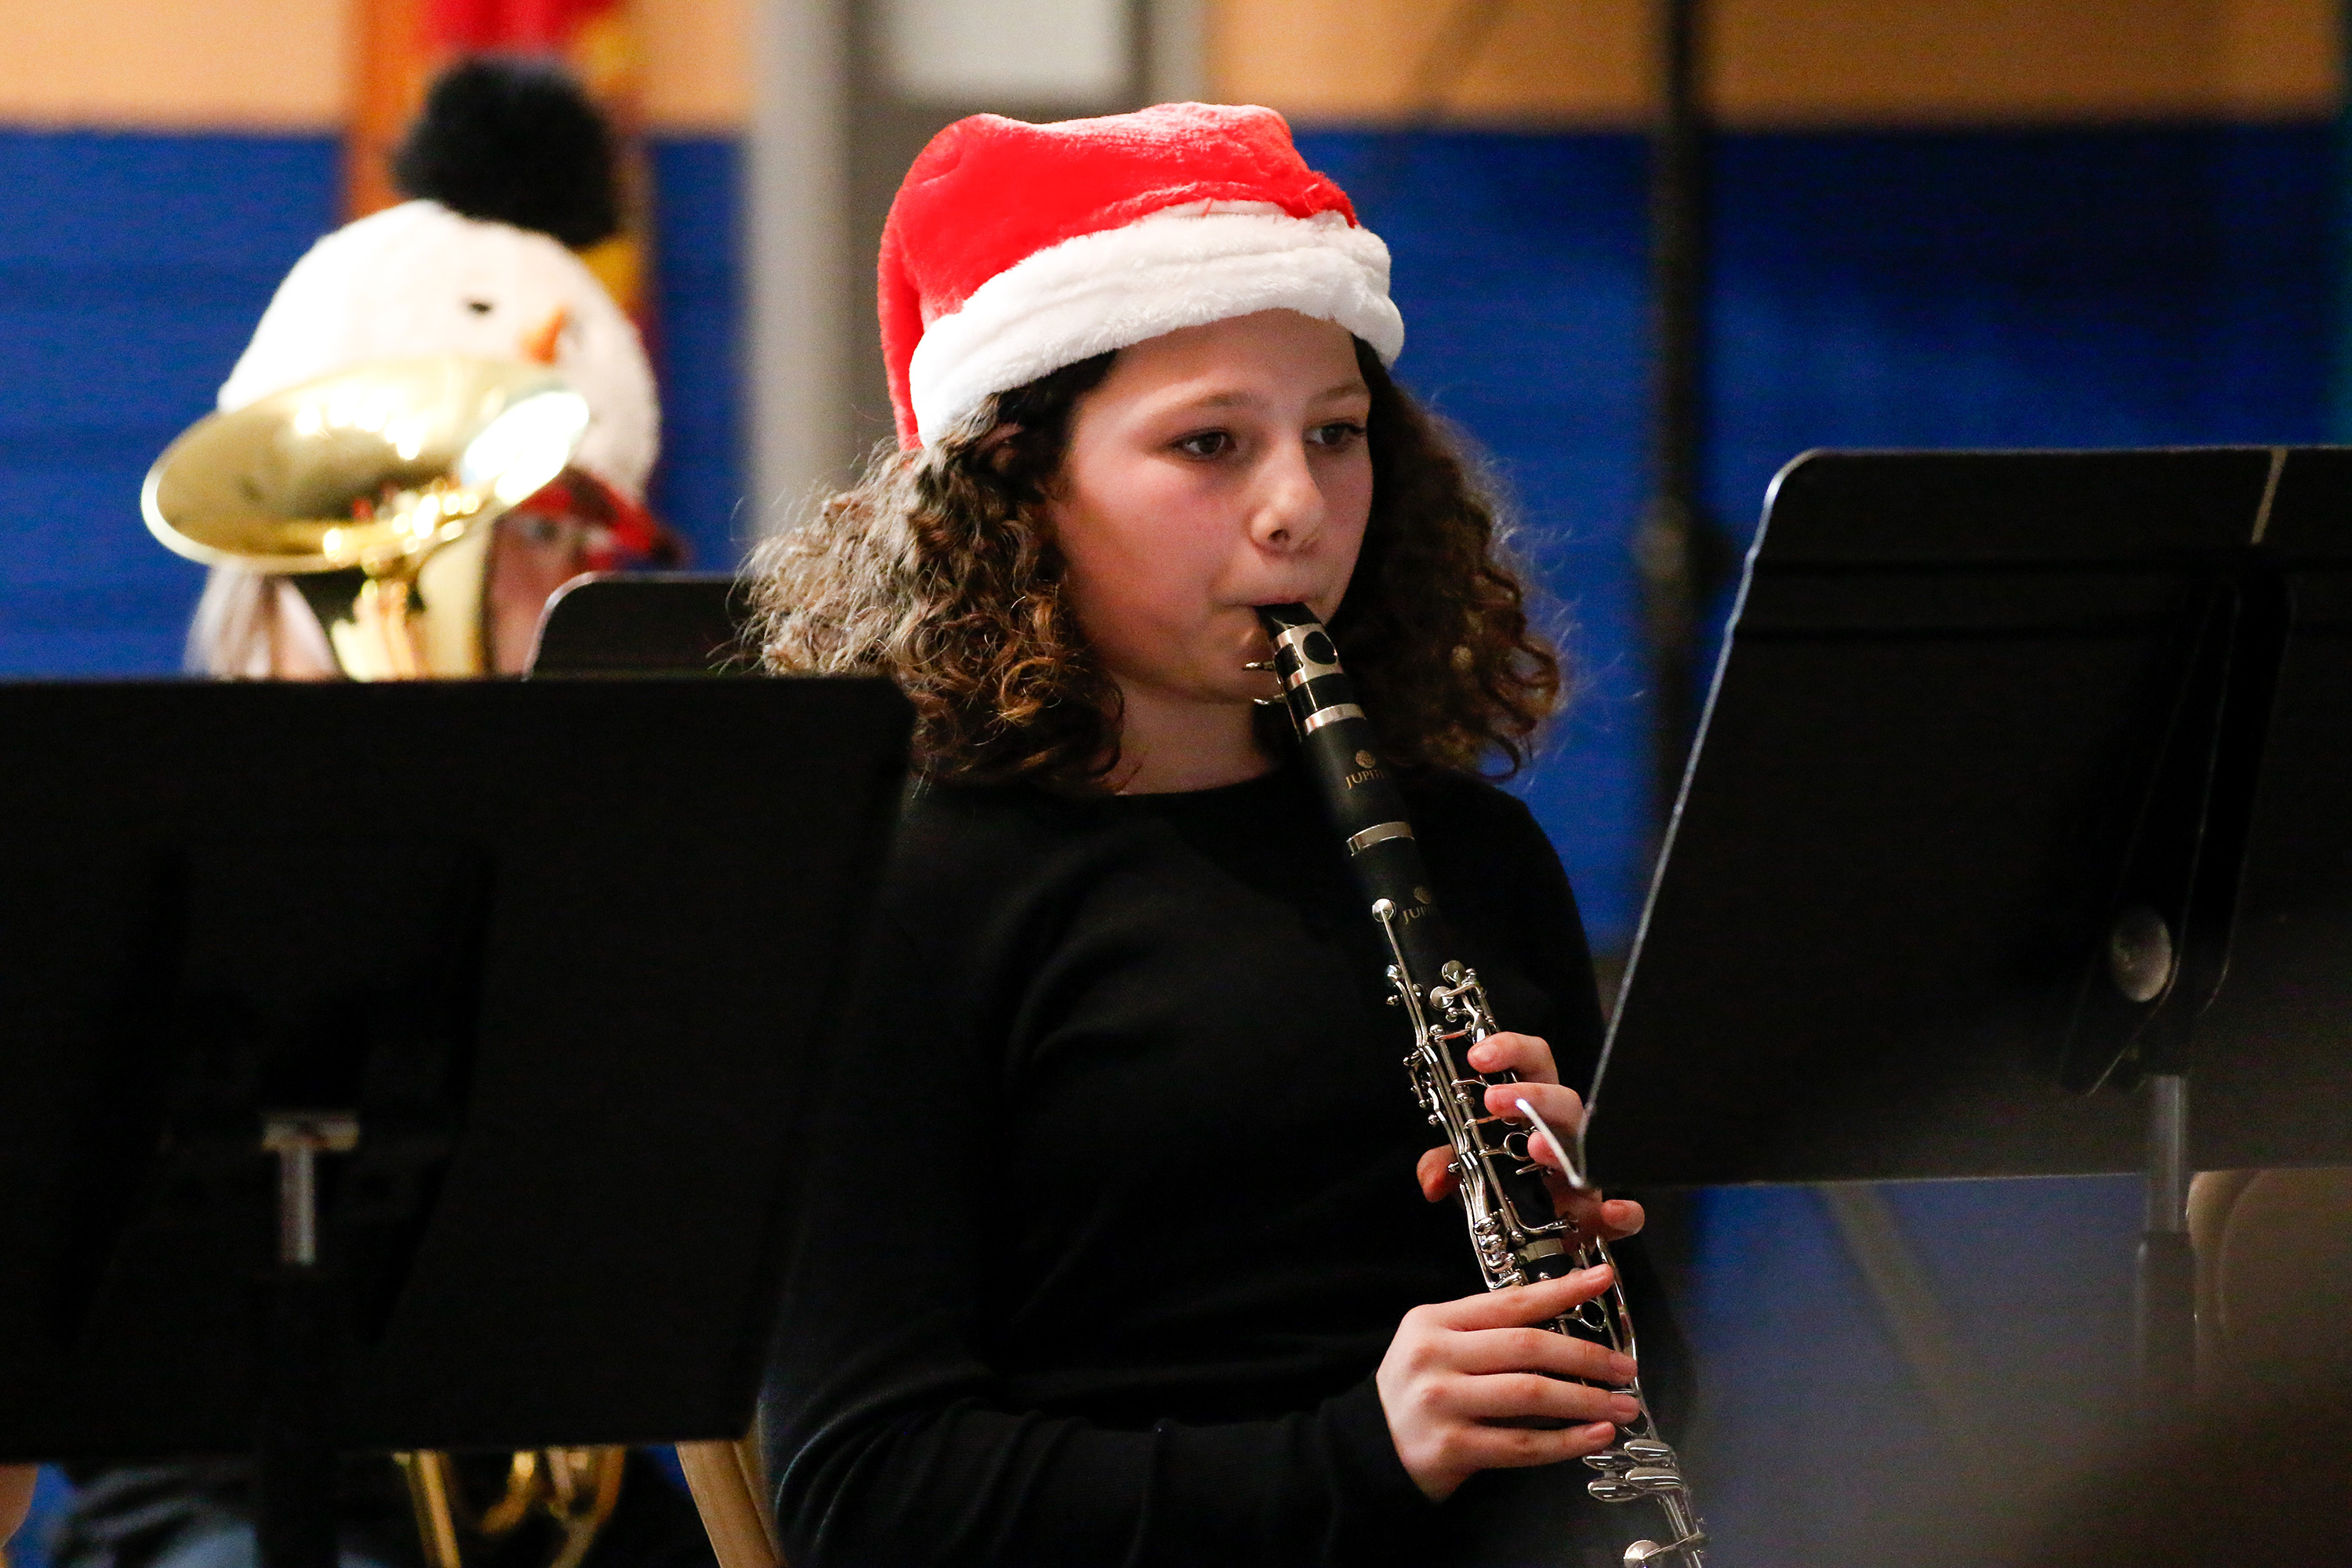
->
[877, 103, 1403, 448]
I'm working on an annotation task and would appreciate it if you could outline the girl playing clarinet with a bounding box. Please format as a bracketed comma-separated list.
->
[756, 102, 1683, 1567]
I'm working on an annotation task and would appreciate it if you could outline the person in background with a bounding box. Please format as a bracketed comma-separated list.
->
[186, 55, 674, 680]
[34, 57, 707, 1568]
[753, 102, 1686, 1566]
[2187, 1167, 2352, 1401]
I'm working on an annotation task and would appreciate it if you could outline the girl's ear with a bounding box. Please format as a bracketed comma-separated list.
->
[975, 422, 1025, 471]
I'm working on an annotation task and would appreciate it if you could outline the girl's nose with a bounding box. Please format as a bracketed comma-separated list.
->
[1247, 440, 1324, 552]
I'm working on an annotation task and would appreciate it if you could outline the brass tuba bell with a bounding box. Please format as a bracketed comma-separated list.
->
[143, 356, 590, 680]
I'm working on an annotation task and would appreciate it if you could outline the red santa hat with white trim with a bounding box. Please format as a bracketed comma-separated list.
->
[881, 102, 1405, 449]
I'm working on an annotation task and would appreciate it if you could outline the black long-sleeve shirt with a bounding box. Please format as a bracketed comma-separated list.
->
[761, 763, 1677, 1567]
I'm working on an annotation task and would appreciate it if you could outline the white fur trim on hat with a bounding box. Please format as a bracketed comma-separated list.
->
[906, 205, 1403, 447]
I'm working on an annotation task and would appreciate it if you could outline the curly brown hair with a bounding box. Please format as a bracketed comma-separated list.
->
[751, 338, 1561, 788]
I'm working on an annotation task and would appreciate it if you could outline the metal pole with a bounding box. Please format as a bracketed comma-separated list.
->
[748, 0, 855, 532]
[256, 1112, 360, 1568]
[2136, 1073, 2197, 1408]
[1637, 0, 1715, 832]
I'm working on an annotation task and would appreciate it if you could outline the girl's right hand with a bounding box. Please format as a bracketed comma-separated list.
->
[1375, 1265, 1639, 1502]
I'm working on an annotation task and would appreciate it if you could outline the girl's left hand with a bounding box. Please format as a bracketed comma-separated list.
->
[1414, 1031, 1645, 1245]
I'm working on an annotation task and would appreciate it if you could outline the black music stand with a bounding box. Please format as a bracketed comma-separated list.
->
[1586, 447, 2352, 1406]
[0, 678, 909, 1568]
[529, 573, 757, 677]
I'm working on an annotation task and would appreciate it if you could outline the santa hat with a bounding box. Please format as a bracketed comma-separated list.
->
[216, 60, 659, 506]
[881, 102, 1404, 449]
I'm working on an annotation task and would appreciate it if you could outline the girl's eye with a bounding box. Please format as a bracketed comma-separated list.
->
[1308, 420, 1367, 450]
[1174, 430, 1232, 459]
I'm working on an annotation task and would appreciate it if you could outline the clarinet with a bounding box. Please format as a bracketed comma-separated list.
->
[1254, 604, 1707, 1568]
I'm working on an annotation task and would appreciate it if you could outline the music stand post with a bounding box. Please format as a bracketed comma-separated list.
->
[0, 679, 909, 1568]
[255, 1113, 358, 1568]
[1588, 446, 2352, 1410]
[2062, 552, 2287, 1404]
[2137, 1079, 2191, 1404]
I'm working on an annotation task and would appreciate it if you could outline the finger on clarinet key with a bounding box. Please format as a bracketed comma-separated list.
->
[1599, 1197, 1646, 1238]
[1434, 1265, 1615, 1330]
[1509, 1094, 1582, 1181]
[1488, 1078, 1580, 1123]
[1465, 1030, 1564, 1085]
[1451, 1323, 1637, 1385]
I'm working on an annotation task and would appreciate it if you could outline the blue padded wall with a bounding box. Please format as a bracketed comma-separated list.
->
[0, 131, 339, 675]
[2, 122, 2325, 895]
[1293, 121, 2331, 1565]
[0, 120, 2333, 1568]
[0, 130, 747, 679]
[645, 136, 746, 572]
[1298, 123, 2333, 950]
[1298, 131, 1657, 948]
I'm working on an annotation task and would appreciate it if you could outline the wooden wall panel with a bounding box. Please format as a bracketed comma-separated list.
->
[0, 0, 351, 129]
[1715, 0, 2339, 125]
[641, 0, 751, 129]
[0, 0, 2330, 134]
[1209, 0, 1650, 125]
[2219, 0, 2342, 113]
[1211, 0, 2343, 126]
[0, 0, 749, 132]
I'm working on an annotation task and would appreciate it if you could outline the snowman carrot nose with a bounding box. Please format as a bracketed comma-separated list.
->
[520, 306, 568, 365]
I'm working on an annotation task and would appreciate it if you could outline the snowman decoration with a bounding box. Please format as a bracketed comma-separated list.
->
[190, 57, 667, 677]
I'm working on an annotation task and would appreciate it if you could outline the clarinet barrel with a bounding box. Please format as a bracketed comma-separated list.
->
[1255, 603, 1707, 1568]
